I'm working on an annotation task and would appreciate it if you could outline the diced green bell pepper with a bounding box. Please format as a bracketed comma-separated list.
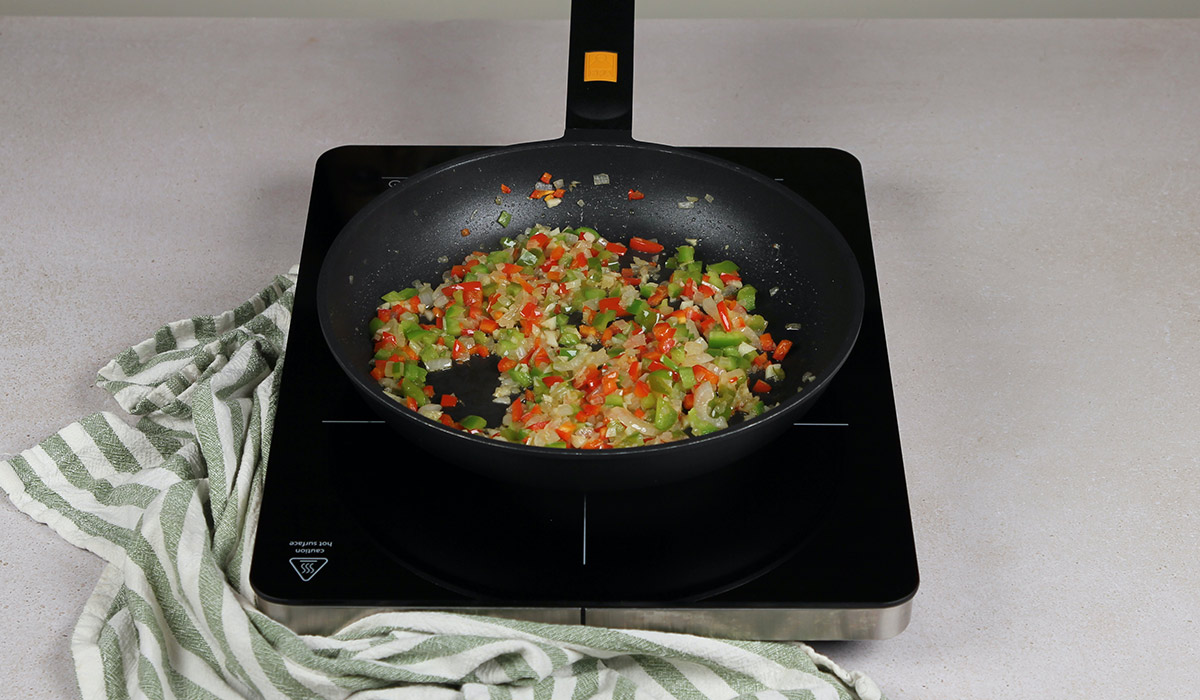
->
[400, 378, 427, 406]
[707, 330, 744, 348]
[679, 366, 696, 390]
[382, 288, 418, 302]
[706, 260, 739, 275]
[736, 284, 757, 311]
[647, 369, 674, 395]
[404, 363, 428, 384]
[592, 309, 617, 331]
[686, 408, 720, 435]
[653, 394, 677, 431]
[459, 415, 487, 430]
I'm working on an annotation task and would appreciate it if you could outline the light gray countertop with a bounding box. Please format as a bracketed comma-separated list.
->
[2, 16, 1197, 698]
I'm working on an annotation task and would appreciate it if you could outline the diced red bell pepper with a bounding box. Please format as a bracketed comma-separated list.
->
[440, 394, 458, 408]
[628, 236, 663, 254]
[605, 241, 628, 255]
[540, 172, 552, 184]
[597, 297, 626, 314]
[575, 403, 602, 421]
[716, 300, 732, 332]
[500, 183, 512, 193]
[497, 357, 518, 372]
[573, 365, 601, 390]
[627, 189, 645, 201]
[759, 333, 776, 353]
[692, 365, 720, 386]
[773, 339, 793, 361]
[752, 379, 772, 394]
[646, 285, 669, 307]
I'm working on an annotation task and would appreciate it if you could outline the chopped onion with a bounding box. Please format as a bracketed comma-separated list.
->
[785, 322, 802, 331]
[593, 173, 610, 185]
[686, 196, 699, 203]
[677, 201, 695, 209]
[610, 407, 658, 436]
[546, 197, 562, 208]
[425, 356, 452, 372]
[704, 193, 714, 202]
[769, 286, 779, 296]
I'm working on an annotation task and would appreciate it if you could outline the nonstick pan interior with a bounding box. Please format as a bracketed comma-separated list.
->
[316, 137, 864, 489]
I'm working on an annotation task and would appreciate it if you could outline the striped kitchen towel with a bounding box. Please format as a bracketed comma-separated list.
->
[0, 271, 885, 700]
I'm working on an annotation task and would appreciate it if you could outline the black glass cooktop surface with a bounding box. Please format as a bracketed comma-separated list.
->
[249, 144, 918, 640]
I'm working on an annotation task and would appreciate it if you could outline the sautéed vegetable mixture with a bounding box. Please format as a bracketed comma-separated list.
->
[367, 225, 794, 449]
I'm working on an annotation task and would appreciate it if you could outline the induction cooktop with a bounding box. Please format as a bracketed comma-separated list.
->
[249, 144, 919, 639]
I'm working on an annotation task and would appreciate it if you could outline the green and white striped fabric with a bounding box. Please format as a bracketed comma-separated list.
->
[0, 272, 885, 700]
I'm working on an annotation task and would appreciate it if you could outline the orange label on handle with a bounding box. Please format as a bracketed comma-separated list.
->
[583, 51, 618, 82]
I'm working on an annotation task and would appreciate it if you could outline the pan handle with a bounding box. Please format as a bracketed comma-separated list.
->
[564, 0, 635, 134]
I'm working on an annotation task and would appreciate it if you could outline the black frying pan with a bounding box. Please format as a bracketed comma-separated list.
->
[316, 0, 864, 491]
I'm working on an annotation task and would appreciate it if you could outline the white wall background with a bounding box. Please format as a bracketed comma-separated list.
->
[2, 0, 1198, 18]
